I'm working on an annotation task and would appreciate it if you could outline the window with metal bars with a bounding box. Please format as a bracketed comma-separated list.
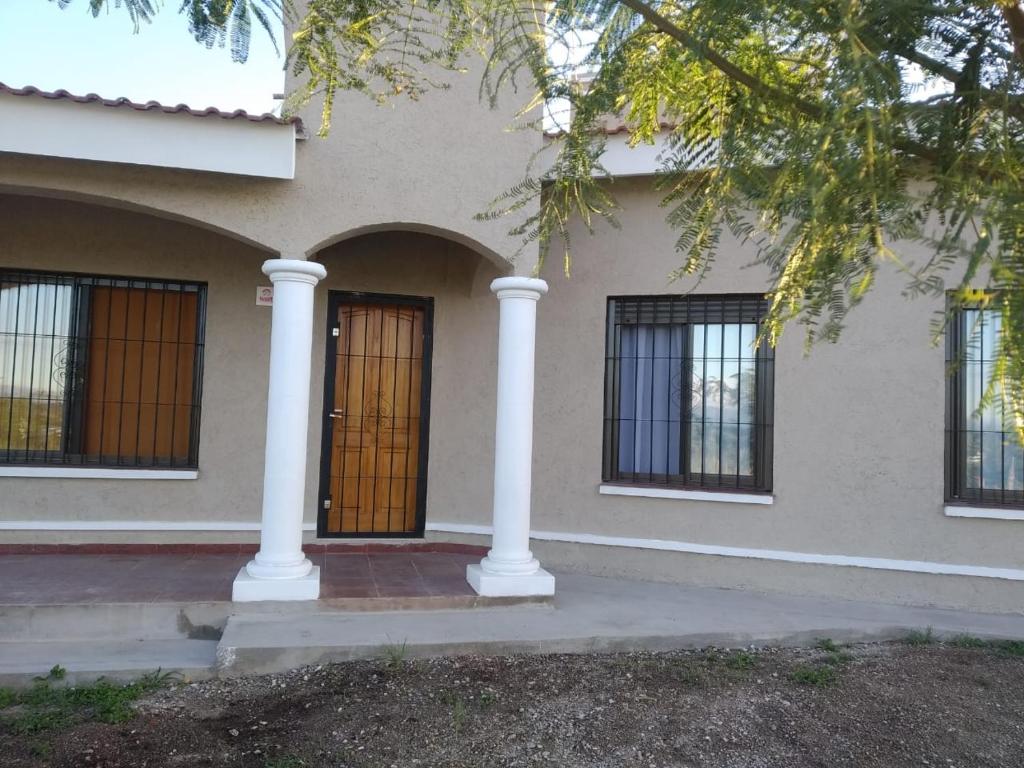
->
[603, 295, 774, 492]
[0, 269, 207, 468]
[946, 304, 1024, 506]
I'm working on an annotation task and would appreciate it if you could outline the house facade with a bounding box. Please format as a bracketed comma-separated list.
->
[0, 66, 1021, 611]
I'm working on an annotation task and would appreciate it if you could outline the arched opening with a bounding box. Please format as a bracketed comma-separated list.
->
[306, 222, 512, 274]
[308, 229, 504, 539]
[0, 185, 278, 256]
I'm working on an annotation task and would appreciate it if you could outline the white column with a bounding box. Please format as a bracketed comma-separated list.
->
[232, 258, 326, 602]
[467, 276, 555, 597]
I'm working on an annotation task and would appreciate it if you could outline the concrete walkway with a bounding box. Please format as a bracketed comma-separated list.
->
[216, 572, 1024, 675]
[4, 570, 1024, 684]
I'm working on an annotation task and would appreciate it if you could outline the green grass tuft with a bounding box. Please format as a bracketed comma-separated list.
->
[725, 652, 756, 671]
[264, 757, 306, 768]
[945, 635, 1024, 656]
[0, 688, 16, 708]
[990, 640, 1024, 657]
[825, 653, 852, 666]
[949, 634, 988, 649]
[439, 690, 468, 731]
[380, 640, 409, 671]
[790, 665, 838, 687]
[903, 627, 935, 646]
[0, 668, 176, 735]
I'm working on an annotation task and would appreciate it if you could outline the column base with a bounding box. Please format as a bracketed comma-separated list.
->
[466, 563, 555, 597]
[231, 566, 321, 602]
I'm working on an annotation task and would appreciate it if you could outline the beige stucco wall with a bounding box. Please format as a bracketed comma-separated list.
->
[0, 196, 272, 533]
[0, 197, 503, 544]
[2, 169, 1022, 611]
[525, 176, 1024, 611]
[0, 52, 542, 273]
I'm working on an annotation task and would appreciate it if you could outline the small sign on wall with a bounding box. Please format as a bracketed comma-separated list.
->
[256, 286, 274, 306]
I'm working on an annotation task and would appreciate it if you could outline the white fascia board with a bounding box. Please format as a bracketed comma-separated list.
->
[544, 133, 688, 181]
[596, 132, 674, 177]
[542, 130, 687, 178]
[0, 94, 295, 179]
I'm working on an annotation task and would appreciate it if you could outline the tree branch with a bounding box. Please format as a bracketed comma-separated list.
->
[614, 0, 825, 119]
[1001, 1, 1024, 64]
[611, 0, 990, 171]
[874, 40, 1024, 122]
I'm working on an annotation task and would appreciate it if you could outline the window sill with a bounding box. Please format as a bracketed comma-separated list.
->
[944, 504, 1024, 521]
[599, 484, 773, 505]
[0, 467, 199, 480]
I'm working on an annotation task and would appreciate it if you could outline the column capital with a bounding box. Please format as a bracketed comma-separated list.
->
[262, 258, 327, 285]
[490, 276, 548, 301]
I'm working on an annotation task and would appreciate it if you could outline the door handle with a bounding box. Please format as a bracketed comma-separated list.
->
[329, 410, 345, 419]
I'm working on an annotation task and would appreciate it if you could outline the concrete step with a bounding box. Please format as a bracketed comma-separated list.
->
[214, 573, 1024, 678]
[216, 603, 558, 676]
[0, 601, 231, 642]
[0, 595, 543, 643]
[0, 639, 219, 688]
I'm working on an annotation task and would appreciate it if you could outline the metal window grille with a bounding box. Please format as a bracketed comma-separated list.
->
[946, 304, 1024, 506]
[0, 269, 207, 468]
[603, 295, 774, 492]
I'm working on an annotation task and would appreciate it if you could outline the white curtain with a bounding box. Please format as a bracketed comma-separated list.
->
[616, 324, 684, 476]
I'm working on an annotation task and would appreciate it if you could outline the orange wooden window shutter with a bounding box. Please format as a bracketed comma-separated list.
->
[83, 287, 198, 464]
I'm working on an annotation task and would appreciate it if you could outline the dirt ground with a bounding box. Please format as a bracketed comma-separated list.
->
[3, 642, 1024, 767]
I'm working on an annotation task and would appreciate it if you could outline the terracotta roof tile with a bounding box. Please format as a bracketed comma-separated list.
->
[0, 82, 301, 130]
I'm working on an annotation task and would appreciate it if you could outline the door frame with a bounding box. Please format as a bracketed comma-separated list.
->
[316, 291, 434, 538]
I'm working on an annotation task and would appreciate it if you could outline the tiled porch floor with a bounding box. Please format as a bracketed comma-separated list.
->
[0, 552, 479, 604]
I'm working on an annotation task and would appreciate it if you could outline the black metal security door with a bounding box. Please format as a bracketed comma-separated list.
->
[317, 292, 433, 537]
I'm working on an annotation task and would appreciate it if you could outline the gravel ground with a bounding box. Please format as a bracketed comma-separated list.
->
[3, 642, 1024, 767]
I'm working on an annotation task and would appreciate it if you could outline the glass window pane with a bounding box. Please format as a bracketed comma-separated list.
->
[1004, 436, 1024, 492]
[0, 278, 74, 455]
[957, 307, 1023, 499]
[738, 422, 754, 476]
[604, 298, 771, 492]
[688, 322, 756, 483]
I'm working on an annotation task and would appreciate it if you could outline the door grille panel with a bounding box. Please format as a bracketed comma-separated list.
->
[320, 297, 431, 536]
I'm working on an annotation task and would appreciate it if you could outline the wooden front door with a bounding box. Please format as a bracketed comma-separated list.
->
[317, 294, 433, 537]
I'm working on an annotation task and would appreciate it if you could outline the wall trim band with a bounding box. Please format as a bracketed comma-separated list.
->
[425, 522, 1024, 582]
[0, 520, 317, 532]
[0, 467, 199, 480]
[599, 484, 773, 505]
[944, 504, 1024, 522]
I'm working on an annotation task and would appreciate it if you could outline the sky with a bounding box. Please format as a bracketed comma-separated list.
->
[0, 2, 946, 126]
[0, 0, 286, 115]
